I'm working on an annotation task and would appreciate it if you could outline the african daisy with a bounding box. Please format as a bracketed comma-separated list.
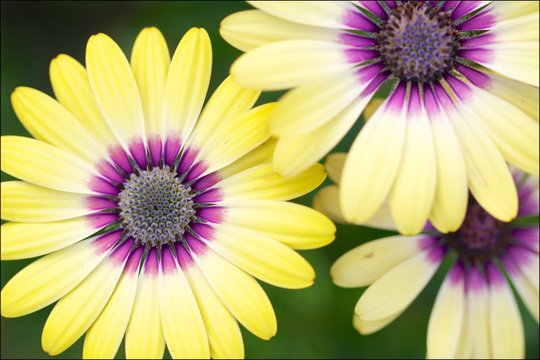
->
[315, 153, 539, 358]
[0, 27, 335, 359]
[221, 1, 540, 235]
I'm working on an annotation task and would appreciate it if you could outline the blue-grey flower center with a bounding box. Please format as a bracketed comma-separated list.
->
[377, 2, 460, 82]
[118, 168, 196, 247]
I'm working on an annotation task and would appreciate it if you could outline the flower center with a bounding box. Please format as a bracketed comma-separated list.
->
[445, 198, 511, 262]
[118, 168, 196, 247]
[377, 2, 460, 82]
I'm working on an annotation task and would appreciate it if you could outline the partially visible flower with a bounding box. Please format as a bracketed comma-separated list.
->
[315, 154, 539, 358]
[222, 1, 540, 235]
[0, 27, 335, 359]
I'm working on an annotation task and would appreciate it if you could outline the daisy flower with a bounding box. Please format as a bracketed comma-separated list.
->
[0, 27, 335, 359]
[314, 153, 539, 358]
[221, 1, 540, 235]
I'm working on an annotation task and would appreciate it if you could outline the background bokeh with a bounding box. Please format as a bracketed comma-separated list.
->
[1, 1, 538, 359]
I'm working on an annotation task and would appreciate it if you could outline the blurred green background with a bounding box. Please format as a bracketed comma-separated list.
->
[1, 1, 538, 359]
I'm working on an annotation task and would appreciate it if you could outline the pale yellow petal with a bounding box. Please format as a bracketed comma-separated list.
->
[353, 311, 404, 335]
[486, 71, 539, 121]
[325, 152, 347, 185]
[312, 185, 347, 224]
[218, 138, 277, 178]
[491, 1, 539, 22]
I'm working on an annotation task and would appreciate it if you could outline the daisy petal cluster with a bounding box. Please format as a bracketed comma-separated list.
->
[0, 27, 335, 359]
[222, 0, 540, 235]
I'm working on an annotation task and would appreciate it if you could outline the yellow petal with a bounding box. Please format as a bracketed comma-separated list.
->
[1, 181, 92, 222]
[331, 236, 424, 288]
[185, 265, 244, 359]
[1, 136, 94, 194]
[11, 87, 105, 163]
[223, 200, 335, 250]
[486, 71, 539, 121]
[49, 54, 117, 148]
[324, 152, 347, 185]
[220, 9, 338, 52]
[130, 27, 170, 136]
[218, 138, 277, 178]
[162, 27, 211, 139]
[86, 33, 145, 148]
[194, 248, 277, 340]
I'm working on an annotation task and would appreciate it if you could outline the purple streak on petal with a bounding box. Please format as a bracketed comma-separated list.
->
[185, 233, 207, 255]
[192, 172, 222, 191]
[458, 10, 496, 31]
[460, 33, 495, 48]
[448, 262, 465, 286]
[87, 213, 119, 229]
[148, 135, 162, 167]
[165, 136, 182, 167]
[344, 9, 379, 32]
[161, 247, 177, 274]
[185, 161, 209, 182]
[194, 188, 223, 203]
[385, 1, 397, 10]
[359, 1, 387, 19]
[407, 82, 422, 116]
[455, 64, 492, 90]
[465, 265, 487, 293]
[518, 197, 539, 217]
[360, 72, 388, 97]
[178, 146, 199, 174]
[458, 48, 494, 65]
[444, 74, 472, 102]
[340, 33, 377, 47]
[108, 239, 133, 265]
[144, 248, 159, 275]
[426, 244, 446, 264]
[108, 146, 133, 175]
[85, 196, 117, 211]
[175, 242, 195, 269]
[433, 82, 456, 109]
[129, 138, 147, 170]
[507, 245, 536, 269]
[442, 1, 459, 11]
[423, 85, 440, 115]
[501, 251, 520, 276]
[511, 227, 539, 252]
[357, 62, 385, 83]
[486, 261, 505, 287]
[89, 176, 120, 196]
[197, 207, 226, 224]
[93, 230, 122, 255]
[345, 49, 379, 64]
[96, 160, 124, 183]
[124, 245, 144, 274]
[386, 82, 407, 113]
[191, 223, 215, 241]
[452, 1, 484, 20]
[419, 236, 437, 251]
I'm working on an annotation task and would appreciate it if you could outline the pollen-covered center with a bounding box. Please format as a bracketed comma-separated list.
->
[377, 2, 460, 82]
[118, 168, 196, 247]
[446, 198, 510, 262]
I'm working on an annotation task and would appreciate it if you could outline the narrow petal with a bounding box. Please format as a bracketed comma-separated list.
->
[273, 94, 372, 177]
[0, 233, 116, 317]
[42, 243, 130, 355]
[341, 100, 407, 224]
[162, 27, 211, 140]
[86, 33, 145, 149]
[427, 265, 465, 359]
[502, 252, 539, 322]
[353, 311, 404, 335]
[159, 249, 209, 359]
[83, 248, 143, 359]
[185, 264, 244, 359]
[219, 162, 325, 202]
[49, 54, 117, 148]
[218, 138, 276, 178]
[223, 200, 335, 250]
[247, 1, 355, 29]
[331, 236, 424, 288]
[11, 87, 105, 163]
[220, 9, 338, 52]
[130, 27, 170, 136]
[202, 223, 315, 289]
[125, 250, 165, 359]
[325, 152, 347, 185]
[312, 185, 347, 224]
[1, 136, 95, 194]
[194, 248, 277, 340]
[0, 181, 93, 222]
[231, 40, 352, 90]
[1, 217, 104, 260]
[355, 246, 443, 321]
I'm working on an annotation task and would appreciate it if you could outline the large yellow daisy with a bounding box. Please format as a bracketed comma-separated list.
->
[221, 1, 540, 235]
[0, 27, 335, 359]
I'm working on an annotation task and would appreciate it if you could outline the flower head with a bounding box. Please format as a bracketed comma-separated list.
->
[222, 1, 540, 235]
[316, 154, 539, 358]
[0, 27, 335, 358]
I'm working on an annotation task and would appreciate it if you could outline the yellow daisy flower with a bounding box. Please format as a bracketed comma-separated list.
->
[0, 27, 335, 359]
[221, 1, 540, 235]
[315, 154, 539, 358]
